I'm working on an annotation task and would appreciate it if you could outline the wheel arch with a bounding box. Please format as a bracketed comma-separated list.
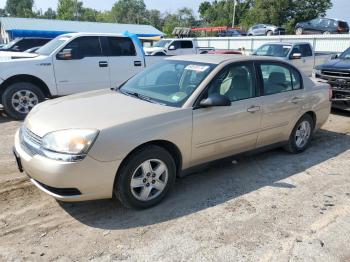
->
[304, 111, 317, 129]
[117, 140, 183, 177]
[0, 74, 52, 99]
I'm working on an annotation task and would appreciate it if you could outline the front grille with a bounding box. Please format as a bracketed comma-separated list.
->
[20, 127, 43, 156]
[322, 70, 350, 78]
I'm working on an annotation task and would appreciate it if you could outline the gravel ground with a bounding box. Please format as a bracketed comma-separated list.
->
[0, 108, 349, 262]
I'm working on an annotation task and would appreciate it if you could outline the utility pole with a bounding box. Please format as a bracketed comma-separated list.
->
[232, 0, 237, 28]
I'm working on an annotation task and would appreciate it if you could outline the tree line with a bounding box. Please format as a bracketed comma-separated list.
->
[0, 0, 333, 35]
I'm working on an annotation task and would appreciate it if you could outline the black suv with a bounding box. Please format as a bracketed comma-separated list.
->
[0, 37, 51, 52]
[314, 47, 350, 111]
[295, 18, 349, 35]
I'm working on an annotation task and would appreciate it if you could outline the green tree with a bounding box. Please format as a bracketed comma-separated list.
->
[5, 0, 34, 17]
[146, 9, 163, 30]
[163, 8, 197, 36]
[57, 0, 83, 20]
[111, 0, 147, 24]
[0, 8, 7, 17]
[40, 8, 57, 19]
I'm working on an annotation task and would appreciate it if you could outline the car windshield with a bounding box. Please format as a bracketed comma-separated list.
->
[254, 44, 292, 57]
[119, 60, 215, 107]
[339, 48, 350, 59]
[153, 40, 171, 48]
[36, 36, 71, 55]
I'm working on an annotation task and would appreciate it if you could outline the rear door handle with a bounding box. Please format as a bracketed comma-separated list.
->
[99, 61, 108, 67]
[134, 61, 142, 67]
[247, 106, 261, 113]
[289, 97, 303, 104]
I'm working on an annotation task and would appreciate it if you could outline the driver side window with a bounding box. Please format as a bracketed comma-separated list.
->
[207, 63, 257, 102]
[62, 36, 102, 60]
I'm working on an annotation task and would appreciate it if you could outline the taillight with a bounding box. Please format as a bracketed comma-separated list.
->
[329, 85, 333, 101]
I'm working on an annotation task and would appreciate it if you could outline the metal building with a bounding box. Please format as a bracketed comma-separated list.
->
[0, 17, 164, 43]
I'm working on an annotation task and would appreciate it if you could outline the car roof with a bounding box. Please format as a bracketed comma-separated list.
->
[262, 42, 310, 46]
[166, 54, 286, 65]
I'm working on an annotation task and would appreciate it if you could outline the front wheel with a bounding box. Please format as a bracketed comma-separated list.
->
[2, 82, 45, 120]
[115, 145, 176, 209]
[266, 31, 273, 36]
[284, 114, 314, 154]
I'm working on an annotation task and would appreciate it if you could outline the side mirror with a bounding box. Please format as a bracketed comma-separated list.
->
[330, 54, 339, 60]
[199, 94, 231, 108]
[291, 53, 302, 60]
[12, 45, 20, 51]
[168, 45, 176, 50]
[57, 49, 73, 60]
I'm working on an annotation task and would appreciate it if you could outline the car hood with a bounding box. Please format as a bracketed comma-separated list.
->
[318, 59, 350, 70]
[144, 47, 165, 53]
[25, 89, 177, 137]
[0, 51, 39, 58]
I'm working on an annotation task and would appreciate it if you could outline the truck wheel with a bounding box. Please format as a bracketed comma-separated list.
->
[114, 145, 176, 209]
[284, 114, 314, 154]
[2, 82, 45, 120]
[295, 27, 303, 35]
[153, 52, 166, 56]
[266, 31, 273, 36]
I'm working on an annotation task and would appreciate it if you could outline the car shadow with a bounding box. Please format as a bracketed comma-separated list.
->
[59, 128, 350, 230]
[0, 107, 12, 123]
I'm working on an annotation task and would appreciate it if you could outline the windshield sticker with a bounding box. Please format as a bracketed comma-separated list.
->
[185, 65, 210, 72]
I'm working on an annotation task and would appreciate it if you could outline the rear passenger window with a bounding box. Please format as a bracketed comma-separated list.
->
[260, 64, 302, 95]
[181, 41, 193, 49]
[107, 37, 136, 56]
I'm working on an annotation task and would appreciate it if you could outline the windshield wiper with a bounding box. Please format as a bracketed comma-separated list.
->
[119, 90, 159, 104]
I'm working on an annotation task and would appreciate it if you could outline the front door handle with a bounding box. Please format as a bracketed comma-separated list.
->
[247, 106, 261, 113]
[99, 61, 108, 67]
[134, 61, 142, 67]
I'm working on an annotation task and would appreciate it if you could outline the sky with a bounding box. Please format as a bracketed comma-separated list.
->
[0, 0, 348, 21]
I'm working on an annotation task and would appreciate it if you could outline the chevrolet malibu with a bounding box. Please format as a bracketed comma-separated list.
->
[14, 55, 331, 209]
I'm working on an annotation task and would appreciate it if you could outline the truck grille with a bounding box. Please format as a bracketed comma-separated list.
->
[322, 70, 350, 78]
[20, 127, 43, 156]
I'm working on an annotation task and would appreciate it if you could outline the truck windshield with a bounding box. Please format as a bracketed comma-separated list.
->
[153, 40, 171, 48]
[1, 39, 19, 49]
[119, 60, 215, 107]
[36, 36, 72, 56]
[339, 48, 350, 59]
[254, 44, 292, 57]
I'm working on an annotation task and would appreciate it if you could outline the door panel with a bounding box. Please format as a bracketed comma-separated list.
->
[54, 36, 110, 95]
[192, 98, 262, 166]
[105, 37, 144, 88]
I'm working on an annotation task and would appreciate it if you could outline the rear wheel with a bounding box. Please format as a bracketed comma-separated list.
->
[295, 27, 303, 35]
[2, 82, 45, 120]
[115, 145, 176, 209]
[284, 114, 314, 154]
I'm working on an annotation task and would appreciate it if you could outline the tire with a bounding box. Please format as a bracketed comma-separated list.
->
[153, 52, 166, 56]
[115, 145, 176, 209]
[266, 31, 273, 36]
[2, 82, 45, 120]
[295, 27, 303, 35]
[284, 114, 314, 154]
[323, 31, 331, 35]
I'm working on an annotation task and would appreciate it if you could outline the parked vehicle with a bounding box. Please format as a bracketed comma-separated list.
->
[252, 42, 331, 76]
[207, 50, 242, 54]
[14, 55, 331, 209]
[0, 33, 165, 120]
[247, 24, 285, 36]
[0, 37, 51, 52]
[143, 38, 214, 56]
[295, 18, 349, 35]
[313, 47, 350, 111]
[218, 29, 247, 37]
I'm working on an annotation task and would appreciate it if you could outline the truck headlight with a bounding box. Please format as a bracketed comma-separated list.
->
[42, 129, 99, 161]
[312, 69, 321, 78]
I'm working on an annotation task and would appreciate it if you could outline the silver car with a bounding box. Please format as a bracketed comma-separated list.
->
[14, 55, 331, 209]
[247, 24, 286, 36]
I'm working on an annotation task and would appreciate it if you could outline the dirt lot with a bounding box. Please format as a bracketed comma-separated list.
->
[0, 108, 350, 262]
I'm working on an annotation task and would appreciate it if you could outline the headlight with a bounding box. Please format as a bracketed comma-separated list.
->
[312, 68, 321, 78]
[42, 129, 99, 161]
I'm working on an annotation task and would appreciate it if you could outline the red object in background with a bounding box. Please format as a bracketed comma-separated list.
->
[207, 50, 242, 55]
[191, 26, 241, 32]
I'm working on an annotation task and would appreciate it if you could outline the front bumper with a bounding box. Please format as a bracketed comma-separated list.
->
[14, 130, 121, 202]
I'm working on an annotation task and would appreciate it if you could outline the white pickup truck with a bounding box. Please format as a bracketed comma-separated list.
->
[252, 42, 331, 76]
[0, 32, 164, 120]
[143, 38, 214, 56]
